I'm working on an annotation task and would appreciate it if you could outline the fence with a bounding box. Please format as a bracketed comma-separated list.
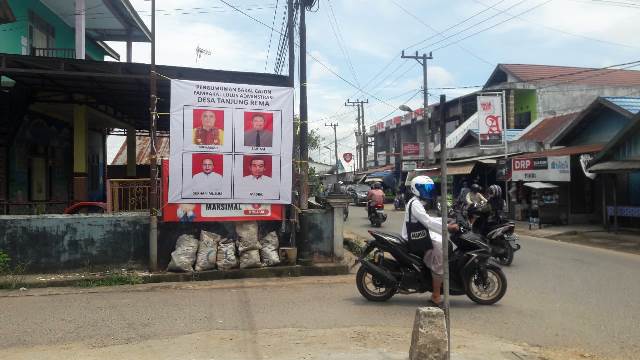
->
[107, 179, 161, 213]
[30, 47, 76, 59]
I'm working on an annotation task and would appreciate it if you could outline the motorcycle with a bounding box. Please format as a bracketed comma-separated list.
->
[356, 228, 507, 305]
[368, 202, 387, 227]
[453, 205, 521, 266]
[393, 193, 406, 211]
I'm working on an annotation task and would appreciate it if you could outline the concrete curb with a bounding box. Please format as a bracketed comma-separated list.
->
[0, 264, 350, 289]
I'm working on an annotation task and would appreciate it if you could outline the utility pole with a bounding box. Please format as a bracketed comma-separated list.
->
[325, 123, 339, 179]
[148, 0, 158, 272]
[439, 94, 451, 360]
[299, 0, 309, 209]
[288, 0, 295, 87]
[345, 99, 368, 171]
[401, 50, 433, 166]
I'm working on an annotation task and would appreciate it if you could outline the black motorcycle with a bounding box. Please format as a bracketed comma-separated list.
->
[367, 202, 387, 227]
[356, 229, 507, 305]
[462, 205, 521, 266]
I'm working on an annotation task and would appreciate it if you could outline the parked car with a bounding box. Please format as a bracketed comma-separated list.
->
[346, 184, 371, 206]
[63, 202, 107, 214]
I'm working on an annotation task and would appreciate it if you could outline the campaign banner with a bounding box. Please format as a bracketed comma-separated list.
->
[169, 80, 293, 204]
[162, 160, 282, 222]
[402, 142, 423, 160]
[511, 156, 571, 182]
[477, 94, 505, 148]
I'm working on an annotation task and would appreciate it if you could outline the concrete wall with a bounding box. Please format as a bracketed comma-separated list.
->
[537, 85, 640, 119]
[0, 214, 149, 272]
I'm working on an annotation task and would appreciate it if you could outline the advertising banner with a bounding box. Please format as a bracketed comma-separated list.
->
[511, 156, 571, 182]
[162, 160, 283, 222]
[377, 152, 387, 165]
[169, 80, 293, 204]
[402, 142, 423, 160]
[402, 161, 417, 171]
[477, 94, 505, 148]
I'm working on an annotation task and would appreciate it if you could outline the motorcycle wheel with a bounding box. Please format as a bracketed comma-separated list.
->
[465, 264, 507, 305]
[496, 243, 514, 266]
[356, 265, 396, 302]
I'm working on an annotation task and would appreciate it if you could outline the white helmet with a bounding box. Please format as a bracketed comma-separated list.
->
[410, 175, 436, 200]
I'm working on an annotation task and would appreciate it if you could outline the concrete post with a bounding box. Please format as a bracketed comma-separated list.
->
[324, 195, 351, 261]
[409, 307, 448, 360]
[75, 0, 86, 60]
[126, 128, 137, 177]
[73, 105, 88, 201]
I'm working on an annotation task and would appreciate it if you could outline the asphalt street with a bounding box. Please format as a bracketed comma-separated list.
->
[0, 205, 638, 359]
[344, 203, 640, 359]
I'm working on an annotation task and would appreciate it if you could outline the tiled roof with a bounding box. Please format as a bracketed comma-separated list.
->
[111, 136, 170, 165]
[603, 97, 640, 114]
[519, 112, 579, 144]
[501, 64, 640, 87]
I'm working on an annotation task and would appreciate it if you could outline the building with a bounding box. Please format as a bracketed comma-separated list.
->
[0, 0, 151, 214]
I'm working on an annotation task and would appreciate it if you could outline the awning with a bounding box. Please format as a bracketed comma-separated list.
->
[447, 163, 475, 175]
[517, 143, 604, 158]
[523, 182, 559, 189]
[588, 160, 640, 173]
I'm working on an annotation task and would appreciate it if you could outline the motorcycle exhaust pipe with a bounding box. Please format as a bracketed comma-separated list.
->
[359, 260, 398, 288]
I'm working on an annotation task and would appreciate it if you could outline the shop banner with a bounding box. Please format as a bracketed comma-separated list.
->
[496, 158, 512, 181]
[168, 80, 294, 204]
[402, 142, 423, 160]
[477, 94, 505, 148]
[402, 161, 417, 171]
[511, 156, 571, 182]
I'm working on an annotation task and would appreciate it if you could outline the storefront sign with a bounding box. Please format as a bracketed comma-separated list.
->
[162, 160, 283, 222]
[168, 80, 294, 204]
[376, 122, 385, 131]
[477, 94, 505, 148]
[511, 156, 571, 182]
[401, 113, 412, 125]
[377, 152, 387, 165]
[393, 116, 402, 125]
[370, 125, 376, 133]
[385, 119, 393, 128]
[496, 158, 512, 181]
[343, 153, 353, 163]
[402, 142, 423, 160]
[402, 161, 417, 171]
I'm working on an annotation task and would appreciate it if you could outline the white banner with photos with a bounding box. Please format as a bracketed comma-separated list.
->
[169, 80, 293, 204]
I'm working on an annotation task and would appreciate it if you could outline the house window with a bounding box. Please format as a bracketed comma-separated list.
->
[28, 10, 55, 50]
[515, 112, 531, 129]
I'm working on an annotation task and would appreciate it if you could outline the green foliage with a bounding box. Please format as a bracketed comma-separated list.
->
[0, 251, 9, 274]
[75, 273, 144, 288]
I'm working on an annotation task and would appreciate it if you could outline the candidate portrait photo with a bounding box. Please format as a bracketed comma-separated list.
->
[182, 153, 232, 199]
[182, 107, 232, 152]
[233, 155, 280, 199]
[235, 111, 281, 154]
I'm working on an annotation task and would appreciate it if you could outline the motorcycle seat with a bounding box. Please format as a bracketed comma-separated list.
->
[369, 230, 407, 245]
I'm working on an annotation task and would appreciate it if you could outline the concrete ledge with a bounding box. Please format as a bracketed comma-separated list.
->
[0, 264, 350, 289]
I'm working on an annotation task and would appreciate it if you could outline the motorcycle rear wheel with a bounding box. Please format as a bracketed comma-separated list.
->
[496, 243, 514, 266]
[465, 264, 507, 305]
[356, 266, 396, 302]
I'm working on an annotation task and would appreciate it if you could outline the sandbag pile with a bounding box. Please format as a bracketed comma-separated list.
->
[167, 223, 281, 272]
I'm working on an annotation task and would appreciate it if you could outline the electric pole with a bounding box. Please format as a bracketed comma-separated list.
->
[345, 99, 368, 171]
[439, 94, 451, 359]
[148, 0, 158, 272]
[325, 123, 339, 179]
[299, 0, 309, 209]
[401, 50, 433, 166]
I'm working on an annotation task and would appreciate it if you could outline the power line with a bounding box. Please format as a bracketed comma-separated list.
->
[264, 0, 281, 72]
[325, 0, 361, 87]
[427, 0, 554, 53]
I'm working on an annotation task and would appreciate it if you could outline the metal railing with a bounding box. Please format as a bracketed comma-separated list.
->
[30, 47, 76, 59]
[107, 179, 161, 213]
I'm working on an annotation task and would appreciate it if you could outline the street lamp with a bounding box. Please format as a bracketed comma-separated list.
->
[398, 104, 413, 112]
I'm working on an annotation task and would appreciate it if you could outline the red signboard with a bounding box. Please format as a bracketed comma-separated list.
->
[393, 116, 402, 125]
[162, 160, 283, 222]
[343, 153, 353, 163]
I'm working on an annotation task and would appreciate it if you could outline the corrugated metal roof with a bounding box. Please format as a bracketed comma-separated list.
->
[519, 112, 579, 144]
[111, 136, 170, 165]
[517, 143, 604, 158]
[603, 97, 640, 114]
[500, 64, 640, 87]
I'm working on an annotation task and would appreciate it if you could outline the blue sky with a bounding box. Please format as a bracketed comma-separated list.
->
[106, 0, 640, 165]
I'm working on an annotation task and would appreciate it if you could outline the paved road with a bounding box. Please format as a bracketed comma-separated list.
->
[0, 206, 638, 359]
[344, 203, 640, 359]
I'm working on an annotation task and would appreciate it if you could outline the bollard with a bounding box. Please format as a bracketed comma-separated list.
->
[409, 307, 449, 360]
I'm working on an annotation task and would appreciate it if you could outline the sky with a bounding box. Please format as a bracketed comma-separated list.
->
[105, 0, 640, 165]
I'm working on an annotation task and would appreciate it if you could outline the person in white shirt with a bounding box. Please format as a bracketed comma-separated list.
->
[236, 158, 277, 198]
[191, 158, 223, 195]
[402, 175, 450, 307]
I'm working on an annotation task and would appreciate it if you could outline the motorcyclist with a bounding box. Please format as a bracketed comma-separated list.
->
[367, 182, 385, 217]
[486, 185, 504, 220]
[402, 176, 446, 306]
[465, 183, 487, 206]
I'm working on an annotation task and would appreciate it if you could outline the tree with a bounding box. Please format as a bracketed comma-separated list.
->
[293, 115, 323, 197]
